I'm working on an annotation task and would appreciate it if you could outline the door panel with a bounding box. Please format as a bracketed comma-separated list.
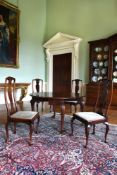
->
[53, 53, 71, 96]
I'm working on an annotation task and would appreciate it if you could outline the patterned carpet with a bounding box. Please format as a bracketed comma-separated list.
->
[0, 113, 117, 175]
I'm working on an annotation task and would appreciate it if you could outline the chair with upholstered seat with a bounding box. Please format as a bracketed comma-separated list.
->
[65, 79, 85, 112]
[4, 76, 40, 145]
[70, 79, 113, 148]
[32, 78, 44, 112]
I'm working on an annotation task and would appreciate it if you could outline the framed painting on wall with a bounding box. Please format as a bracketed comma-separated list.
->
[0, 0, 20, 68]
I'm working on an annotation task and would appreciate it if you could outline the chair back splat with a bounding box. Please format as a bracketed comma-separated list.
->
[32, 78, 44, 112]
[94, 79, 113, 120]
[65, 79, 84, 113]
[72, 79, 82, 94]
[32, 78, 43, 93]
[4, 77, 18, 119]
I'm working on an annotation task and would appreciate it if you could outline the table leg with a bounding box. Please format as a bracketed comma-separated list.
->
[49, 100, 56, 118]
[60, 103, 65, 133]
[51, 105, 56, 118]
[79, 99, 85, 112]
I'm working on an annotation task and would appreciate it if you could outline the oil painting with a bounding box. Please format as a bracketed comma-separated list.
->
[0, 0, 19, 68]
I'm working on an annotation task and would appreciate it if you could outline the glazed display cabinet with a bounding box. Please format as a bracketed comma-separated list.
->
[86, 33, 117, 108]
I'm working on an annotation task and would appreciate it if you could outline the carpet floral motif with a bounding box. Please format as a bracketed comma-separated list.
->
[0, 113, 117, 175]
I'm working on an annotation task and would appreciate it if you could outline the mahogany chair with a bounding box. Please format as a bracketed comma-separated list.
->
[4, 76, 40, 145]
[70, 79, 113, 148]
[32, 78, 44, 112]
[65, 79, 85, 112]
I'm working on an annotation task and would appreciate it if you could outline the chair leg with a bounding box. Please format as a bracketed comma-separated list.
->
[5, 123, 9, 143]
[49, 105, 52, 112]
[14, 122, 16, 134]
[84, 124, 90, 148]
[35, 114, 40, 133]
[105, 122, 109, 143]
[92, 124, 95, 134]
[29, 123, 33, 145]
[36, 102, 39, 112]
[70, 115, 77, 135]
[52, 105, 56, 118]
[49, 104, 56, 118]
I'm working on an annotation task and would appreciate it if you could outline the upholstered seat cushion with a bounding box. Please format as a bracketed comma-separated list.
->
[11, 111, 38, 121]
[74, 112, 105, 122]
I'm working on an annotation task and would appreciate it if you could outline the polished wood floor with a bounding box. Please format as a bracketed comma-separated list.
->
[0, 101, 117, 125]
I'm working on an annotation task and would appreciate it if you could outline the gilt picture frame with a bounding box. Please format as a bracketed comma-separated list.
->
[0, 0, 20, 68]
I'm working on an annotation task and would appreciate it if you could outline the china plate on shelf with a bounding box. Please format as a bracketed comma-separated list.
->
[94, 47, 102, 52]
[114, 49, 117, 53]
[113, 78, 117, 83]
[97, 54, 102, 60]
[94, 69, 100, 75]
[104, 46, 109, 52]
[114, 56, 117, 62]
[104, 61, 108, 67]
[113, 71, 117, 77]
[115, 65, 117, 70]
[103, 55, 108, 59]
[98, 76, 103, 81]
[92, 76, 98, 82]
[93, 61, 98, 68]
[99, 61, 103, 67]
[101, 68, 107, 75]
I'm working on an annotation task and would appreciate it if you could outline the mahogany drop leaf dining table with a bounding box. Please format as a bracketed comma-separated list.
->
[30, 92, 85, 133]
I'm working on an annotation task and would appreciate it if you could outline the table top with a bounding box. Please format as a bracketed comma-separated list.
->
[30, 92, 84, 100]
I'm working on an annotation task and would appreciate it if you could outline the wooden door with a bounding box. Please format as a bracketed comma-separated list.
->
[53, 53, 72, 96]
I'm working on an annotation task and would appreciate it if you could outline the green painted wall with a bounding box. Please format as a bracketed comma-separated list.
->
[46, 0, 117, 83]
[0, 0, 46, 82]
